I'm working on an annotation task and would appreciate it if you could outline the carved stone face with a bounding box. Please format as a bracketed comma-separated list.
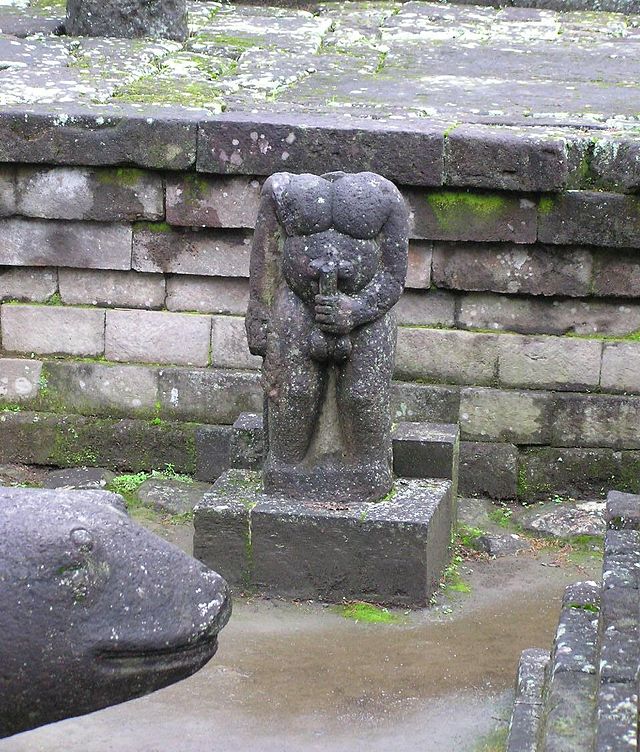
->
[0, 488, 231, 738]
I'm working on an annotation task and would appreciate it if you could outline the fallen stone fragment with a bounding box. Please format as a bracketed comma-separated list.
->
[43, 466, 115, 490]
[521, 500, 606, 538]
[137, 477, 212, 516]
[476, 532, 531, 557]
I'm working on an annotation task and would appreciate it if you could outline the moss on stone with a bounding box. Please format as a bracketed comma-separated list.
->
[426, 190, 508, 233]
[112, 78, 223, 110]
[96, 167, 145, 188]
[134, 220, 173, 234]
[335, 601, 403, 624]
[538, 195, 555, 215]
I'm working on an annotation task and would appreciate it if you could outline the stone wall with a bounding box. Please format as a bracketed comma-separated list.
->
[1, 116, 639, 500]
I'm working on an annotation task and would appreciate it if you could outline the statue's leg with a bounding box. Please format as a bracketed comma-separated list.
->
[335, 311, 396, 465]
[262, 288, 325, 465]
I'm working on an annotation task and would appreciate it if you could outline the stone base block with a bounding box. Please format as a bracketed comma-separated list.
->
[194, 469, 454, 607]
[392, 421, 459, 498]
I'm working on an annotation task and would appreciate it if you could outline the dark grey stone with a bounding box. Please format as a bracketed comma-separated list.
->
[459, 441, 518, 500]
[247, 172, 409, 503]
[542, 670, 598, 750]
[592, 249, 640, 299]
[0, 487, 230, 738]
[552, 394, 640, 451]
[606, 491, 640, 531]
[392, 422, 459, 495]
[137, 477, 212, 516]
[391, 382, 461, 424]
[476, 533, 531, 557]
[599, 588, 639, 683]
[197, 114, 445, 187]
[0, 10, 63, 37]
[43, 467, 116, 490]
[521, 501, 607, 539]
[506, 648, 548, 752]
[229, 412, 264, 471]
[194, 425, 232, 483]
[595, 682, 638, 752]
[66, 0, 188, 41]
[194, 470, 453, 607]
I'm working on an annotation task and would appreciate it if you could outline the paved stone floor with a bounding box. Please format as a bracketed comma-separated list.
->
[1, 0, 640, 129]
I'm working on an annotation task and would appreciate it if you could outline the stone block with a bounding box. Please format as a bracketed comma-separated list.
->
[553, 394, 640, 450]
[165, 276, 248, 315]
[543, 671, 598, 752]
[595, 682, 639, 752]
[459, 441, 518, 500]
[591, 136, 640, 193]
[538, 191, 640, 248]
[0, 165, 15, 216]
[445, 125, 575, 192]
[197, 115, 445, 187]
[460, 387, 553, 444]
[606, 491, 640, 531]
[105, 309, 211, 366]
[0, 106, 198, 170]
[394, 289, 455, 327]
[15, 166, 163, 221]
[66, 0, 188, 41]
[599, 588, 639, 683]
[497, 335, 602, 391]
[0, 358, 42, 402]
[194, 470, 454, 606]
[166, 175, 261, 228]
[391, 382, 460, 424]
[601, 342, 640, 394]
[210, 315, 262, 370]
[1, 304, 105, 357]
[519, 448, 640, 502]
[133, 225, 252, 277]
[592, 250, 640, 299]
[38, 361, 159, 417]
[406, 189, 537, 243]
[195, 425, 232, 483]
[392, 422, 459, 491]
[58, 269, 165, 309]
[137, 477, 212, 516]
[0, 218, 132, 270]
[229, 412, 264, 470]
[395, 328, 499, 385]
[458, 292, 640, 337]
[0, 267, 57, 303]
[157, 367, 262, 423]
[432, 242, 592, 298]
[42, 466, 115, 490]
[406, 241, 432, 289]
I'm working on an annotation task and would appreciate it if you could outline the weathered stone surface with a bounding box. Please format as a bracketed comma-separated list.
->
[432, 242, 592, 297]
[497, 335, 602, 391]
[137, 477, 211, 516]
[1, 304, 105, 357]
[445, 125, 577, 192]
[229, 412, 264, 471]
[0, 106, 199, 170]
[42, 466, 115, 490]
[599, 588, 639, 683]
[157, 367, 262, 424]
[0, 218, 132, 270]
[38, 361, 159, 417]
[197, 115, 445, 187]
[392, 422, 459, 491]
[595, 682, 639, 752]
[0, 358, 42, 402]
[194, 425, 232, 483]
[105, 309, 211, 366]
[395, 328, 499, 385]
[538, 191, 640, 248]
[521, 501, 607, 538]
[0, 487, 229, 738]
[601, 342, 640, 394]
[606, 491, 640, 531]
[133, 226, 251, 277]
[407, 189, 536, 243]
[506, 648, 548, 752]
[195, 470, 454, 606]
[476, 532, 531, 557]
[0, 166, 15, 217]
[394, 289, 455, 327]
[592, 137, 640, 193]
[15, 166, 163, 221]
[0, 267, 57, 303]
[166, 175, 261, 228]
[520, 447, 640, 501]
[211, 315, 261, 370]
[592, 250, 640, 299]
[406, 241, 432, 290]
[66, 0, 188, 41]
[458, 292, 640, 337]
[459, 441, 518, 500]
[553, 394, 640, 450]
[59, 269, 165, 309]
[165, 276, 248, 315]
[543, 671, 598, 751]
[391, 382, 461, 424]
[460, 387, 553, 444]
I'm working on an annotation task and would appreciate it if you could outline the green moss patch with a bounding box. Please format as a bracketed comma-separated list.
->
[426, 190, 508, 233]
[335, 601, 403, 624]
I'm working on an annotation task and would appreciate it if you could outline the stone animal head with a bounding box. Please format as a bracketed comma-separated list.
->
[0, 488, 231, 738]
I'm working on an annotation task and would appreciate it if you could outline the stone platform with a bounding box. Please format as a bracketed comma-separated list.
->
[194, 469, 453, 607]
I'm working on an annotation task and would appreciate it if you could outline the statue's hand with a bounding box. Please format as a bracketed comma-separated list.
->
[314, 294, 357, 335]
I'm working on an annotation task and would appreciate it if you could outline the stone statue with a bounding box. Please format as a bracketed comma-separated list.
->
[246, 171, 409, 502]
[0, 488, 231, 738]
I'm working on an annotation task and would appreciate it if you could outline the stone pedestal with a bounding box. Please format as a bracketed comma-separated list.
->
[194, 470, 453, 607]
[66, 0, 188, 41]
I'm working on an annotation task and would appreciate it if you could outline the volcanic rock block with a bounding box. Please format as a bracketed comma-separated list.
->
[66, 0, 188, 42]
[392, 421, 459, 497]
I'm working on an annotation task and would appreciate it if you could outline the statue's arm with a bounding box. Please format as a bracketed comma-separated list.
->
[246, 175, 287, 356]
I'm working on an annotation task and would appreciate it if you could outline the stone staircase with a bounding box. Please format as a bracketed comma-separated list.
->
[506, 491, 640, 752]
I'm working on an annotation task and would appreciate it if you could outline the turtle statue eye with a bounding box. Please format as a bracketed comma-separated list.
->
[70, 527, 94, 552]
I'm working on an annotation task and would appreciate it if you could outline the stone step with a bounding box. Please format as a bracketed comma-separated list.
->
[506, 648, 550, 752]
